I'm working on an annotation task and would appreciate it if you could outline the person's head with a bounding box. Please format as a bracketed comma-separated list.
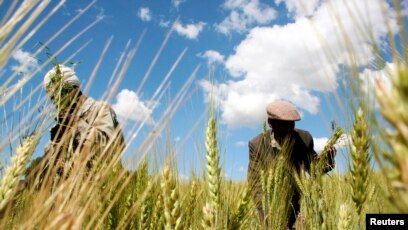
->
[266, 100, 300, 136]
[44, 64, 82, 113]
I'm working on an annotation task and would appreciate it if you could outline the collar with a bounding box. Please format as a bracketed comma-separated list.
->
[270, 130, 296, 150]
[270, 131, 281, 150]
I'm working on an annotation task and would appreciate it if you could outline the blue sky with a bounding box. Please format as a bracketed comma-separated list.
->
[1, 0, 407, 180]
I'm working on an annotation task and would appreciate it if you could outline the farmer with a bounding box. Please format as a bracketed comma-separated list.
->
[247, 100, 336, 229]
[27, 64, 125, 187]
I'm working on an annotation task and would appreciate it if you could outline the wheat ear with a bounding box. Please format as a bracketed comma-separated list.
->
[376, 65, 408, 211]
[350, 108, 371, 215]
[0, 134, 38, 210]
[203, 109, 221, 228]
[161, 166, 182, 230]
[337, 204, 351, 230]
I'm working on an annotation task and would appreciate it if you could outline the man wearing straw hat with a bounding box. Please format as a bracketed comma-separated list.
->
[248, 100, 336, 229]
[27, 64, 125, 187]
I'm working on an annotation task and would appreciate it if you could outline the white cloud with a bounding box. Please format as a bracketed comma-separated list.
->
[235, 141, 247, 147]
[275, 0, 321, 18]
[138, 7, 152, 22]
[314, 134, 351, 153]
[198, 50, 225, 66]
[159, 19, 171, 28]
[174, 136, 181, 142]
[174, 21, 206, 39]
[402, 1, 408, 16]
[95, 6, 106, 21]
[359, 62, 394, 107]
[202, 0, 397, 128]
[112, 89, 155, 124]
[216, 0, 277, 35]
[11, 49, 39, 75]
[313, 137, 329, 153]
[238, 166, 245, 172]
[172, 0, 186, 8]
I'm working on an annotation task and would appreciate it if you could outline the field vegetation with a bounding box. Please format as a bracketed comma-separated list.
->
[0, 0, 407, 229]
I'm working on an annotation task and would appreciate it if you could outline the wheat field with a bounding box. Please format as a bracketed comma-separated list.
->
[0, 1, 407, 229]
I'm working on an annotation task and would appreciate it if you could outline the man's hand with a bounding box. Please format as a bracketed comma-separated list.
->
[326, 146, 337, 159]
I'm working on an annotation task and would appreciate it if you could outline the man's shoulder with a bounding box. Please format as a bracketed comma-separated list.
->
[87, 98, 114, 111]
[79, 97, 115, 118]
[249, 129, 271, 147]
[294, 128, 313, 144]
[249, 133, 263, 146]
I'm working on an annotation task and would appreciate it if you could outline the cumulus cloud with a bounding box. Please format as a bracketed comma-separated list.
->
[216, 0, 277, 35]
[314, 133, 351, 153]
[174, 21, 206, 39]
[275, 0, 322, 18]
[313, 137, 329, 153]
[198, 50, 225, 66]
[172, 0, 186, 8]
[202, 0, 397, 128]
[358, 63, 394, 110]
[138, 7, 152, 21]
[360, 62, 394, 104]
[112, 89, 155, 124]
[11, 49, 39, 75]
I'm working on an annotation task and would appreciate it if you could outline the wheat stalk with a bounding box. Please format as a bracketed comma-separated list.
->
[376, 65, 408, 211]
[202, 202, 215, 230]
[0, 134, 38, 211]
[203, 108, 221, 228]
[230, 186, 250, 229]
[139, 199, 150, 230]
[161, 166, 182, 230]
[185, 180, 197, 229]
[337, 204, 351, 230]
[317, 127, 344, 174]
[350, 108, 371, 215]
[267, 153, 295, 229]
[149, 191, 164, 230]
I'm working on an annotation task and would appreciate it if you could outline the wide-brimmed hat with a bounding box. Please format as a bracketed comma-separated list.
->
[266, 100, 301, 121]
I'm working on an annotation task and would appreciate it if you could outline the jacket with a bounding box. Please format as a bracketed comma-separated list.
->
[247, 128, 335, 214]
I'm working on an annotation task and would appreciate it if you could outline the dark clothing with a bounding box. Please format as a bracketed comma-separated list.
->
[248, 128, 335, 228]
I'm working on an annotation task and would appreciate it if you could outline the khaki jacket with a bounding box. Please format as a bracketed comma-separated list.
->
[45, 97, 125, 172]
